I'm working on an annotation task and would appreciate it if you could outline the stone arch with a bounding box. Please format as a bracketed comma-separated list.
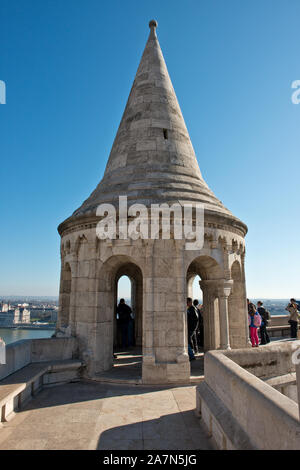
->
[115, 263, 143, 347]
[58, 262, 72, 328]
[228, 260, 248, 348]
[92, 254, 144, 374]
[186, 256, 223, 351]
[186, 255, 223, 281]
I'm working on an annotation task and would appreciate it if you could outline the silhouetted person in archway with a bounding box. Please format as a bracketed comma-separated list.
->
[117, 298, 132, 349]
[257, 301, 270, 345]
[187, 298, 199, 361]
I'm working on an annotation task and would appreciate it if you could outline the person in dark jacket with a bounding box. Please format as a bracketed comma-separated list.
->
[191, 299, 200, 353]
[116, 298, 132, 348]
[257, 301, 270, 345]
[187, 298, 199, 361]
[193, 299, 204, 349]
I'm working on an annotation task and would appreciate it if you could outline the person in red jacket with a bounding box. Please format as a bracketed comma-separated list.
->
[248, 303, 261, 347]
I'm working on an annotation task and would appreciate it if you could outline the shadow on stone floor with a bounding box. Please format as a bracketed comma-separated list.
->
[7, 350, 204, 415]
[96, 409, 214, 450]
[20, 380, 177, 412]
[0, 378, 217, 450]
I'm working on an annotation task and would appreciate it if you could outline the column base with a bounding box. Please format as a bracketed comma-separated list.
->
[220, 345, 231, 350]
[142, 360, 190, 384]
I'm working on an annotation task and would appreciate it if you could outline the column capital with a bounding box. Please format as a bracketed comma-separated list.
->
[200, 279, 233, 296]
[199, 279, 220, 290]
[217, 280, 233, 298]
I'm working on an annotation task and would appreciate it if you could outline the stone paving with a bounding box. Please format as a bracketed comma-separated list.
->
[0, 381, 214, 450]
[95, 349, 204, 384]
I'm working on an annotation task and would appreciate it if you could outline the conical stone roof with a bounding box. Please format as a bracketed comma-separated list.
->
[59, 20, 247, 235]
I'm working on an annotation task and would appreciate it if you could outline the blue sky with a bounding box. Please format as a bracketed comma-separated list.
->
[1, 0, 300, 298]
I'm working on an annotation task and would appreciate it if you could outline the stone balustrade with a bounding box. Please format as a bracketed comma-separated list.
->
[196, 340, 300, 450]
[266, 315, 297, 339]
[0, 337, 82, 422]
[0, 337, 79, 382]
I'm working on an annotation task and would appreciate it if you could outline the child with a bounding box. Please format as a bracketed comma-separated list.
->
[248, 303, 261, 347]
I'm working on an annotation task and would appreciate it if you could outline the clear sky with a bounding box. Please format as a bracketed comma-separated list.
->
[1, 0, 300, 299]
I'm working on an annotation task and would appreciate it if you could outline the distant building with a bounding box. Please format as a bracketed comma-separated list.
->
[0, 307, 30, 326]
[17, 307, 30, 324]
[0, 309, 19, 327]
[1, 302, 11, 312]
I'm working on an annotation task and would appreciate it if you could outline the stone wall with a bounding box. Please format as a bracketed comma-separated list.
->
[31, 337, 78, 363]
[0, 340, 31, 381]
[196, 341, 300, 449]
[0, 337, 79, 381]
[270, 315, 289, 327]
[224, 341, 298, 379]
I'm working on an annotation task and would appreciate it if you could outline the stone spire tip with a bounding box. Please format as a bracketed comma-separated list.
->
[149, 19, 158, 29]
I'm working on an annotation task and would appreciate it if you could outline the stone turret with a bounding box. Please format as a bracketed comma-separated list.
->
[57, 21, 249, 384]
[59, 20, 245, 233]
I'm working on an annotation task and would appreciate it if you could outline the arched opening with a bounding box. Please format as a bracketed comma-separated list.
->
[58, 262, 71, 328]
[186, 256, 222, 352]
[114, 263, 143, 349]
[192, 275, 202, 303]
[117, 275, 132, 304]
[115, 275, 133, 348]
[94, 255, 143, 380]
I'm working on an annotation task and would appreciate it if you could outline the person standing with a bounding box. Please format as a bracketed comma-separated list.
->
[192, 299, 201, 353]
[248, 303, 261, 347]
[193, 299, 204, 349]
[187, 298, 199, 361]
[285, 298, 300, 339]
[257, 301, 270, 345]
[116, 298, 132, 348]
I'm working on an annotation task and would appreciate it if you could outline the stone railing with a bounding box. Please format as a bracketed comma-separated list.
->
[266, 315, 297, 339]
[269, 315, 289, 327]
[196, 341, 300, 450]
[0, 337, 81, 423]
[0, 337, 79, 381]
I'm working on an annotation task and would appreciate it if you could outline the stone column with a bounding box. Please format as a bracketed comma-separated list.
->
[200, 280, 220, 351]
[218, 281, 233, 350]
[142, 239, 190, 384]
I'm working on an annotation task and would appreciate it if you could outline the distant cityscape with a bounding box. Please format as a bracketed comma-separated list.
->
[0, 296, 58, 328]
[250, 299, 293, 316]
[0, 296, 295, 330]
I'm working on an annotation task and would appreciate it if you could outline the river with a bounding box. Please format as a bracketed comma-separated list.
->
[0, 328, 55, 345]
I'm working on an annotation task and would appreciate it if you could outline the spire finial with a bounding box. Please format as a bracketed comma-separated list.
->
[149, 19, 158, 29]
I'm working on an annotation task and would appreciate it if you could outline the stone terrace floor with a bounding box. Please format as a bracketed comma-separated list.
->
[94, 349, 204, 384]
[0, 381, 214, 450]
